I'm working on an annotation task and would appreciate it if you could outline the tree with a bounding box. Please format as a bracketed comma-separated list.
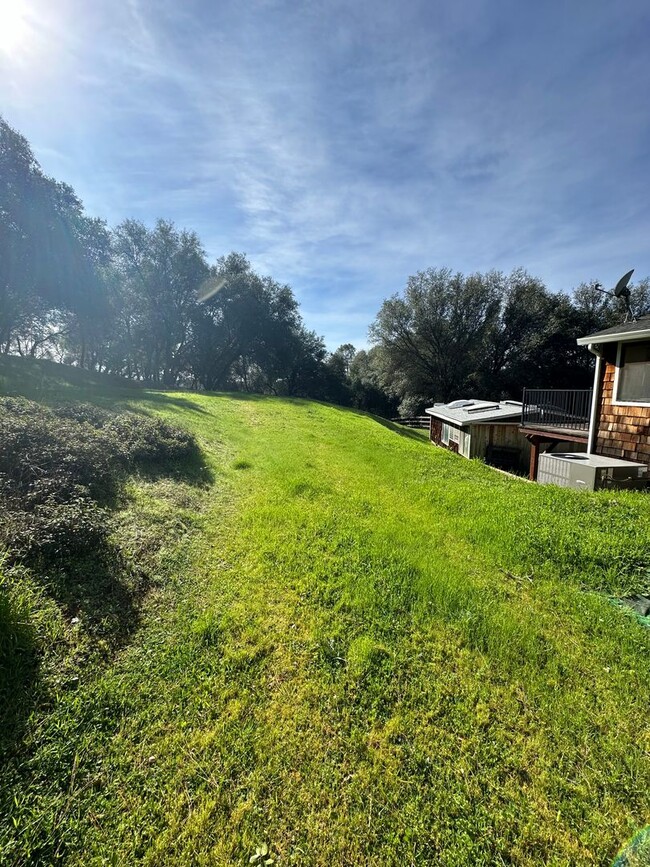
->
[348, 348, 398, 417]
[321, 344, 356, 406]
[189, 253, 300, 392]
[267, 326, 329, 397]
[630, 278, 650, 318]
[0, 116, 110, 355]
[480, 270, 553, 393]
[327, 343, 356, 378]
[369, 267, 502, 407]
[111, 219, 209, 384]
[572, 277, 650, 329]
[369, 266, 622, 409]
[480, 270, 598, 395]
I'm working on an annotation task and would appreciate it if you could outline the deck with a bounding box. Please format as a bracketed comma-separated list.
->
[519, 424, 589, 443]
[520, 388, 592, 479]
[521, 388, 591, 434]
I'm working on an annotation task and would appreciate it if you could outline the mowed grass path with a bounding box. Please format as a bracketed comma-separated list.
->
[2, 376, 650, 865]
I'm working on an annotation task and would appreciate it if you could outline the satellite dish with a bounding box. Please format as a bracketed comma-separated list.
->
[614, 268, 634, 298]
[593, 269, 635, 321]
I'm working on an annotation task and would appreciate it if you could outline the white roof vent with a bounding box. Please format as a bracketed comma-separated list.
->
[447, 399, 474, 409]
[466, 403, 500, 413]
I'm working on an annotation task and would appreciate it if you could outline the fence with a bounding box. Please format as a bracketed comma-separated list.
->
[391, 415, 430, 429]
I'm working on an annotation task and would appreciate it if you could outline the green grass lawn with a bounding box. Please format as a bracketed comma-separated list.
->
[1, 357, 650, 866]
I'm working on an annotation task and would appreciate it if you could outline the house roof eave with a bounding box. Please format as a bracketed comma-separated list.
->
[577, 317, 650, 347]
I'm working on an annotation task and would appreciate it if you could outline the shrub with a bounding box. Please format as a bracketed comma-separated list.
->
[0, 397, 116, 503]
[2, 497, 110, 560]
[51, 402, 112, 428]
[0, 397, 198, 566]
[104, 413, 196, 466]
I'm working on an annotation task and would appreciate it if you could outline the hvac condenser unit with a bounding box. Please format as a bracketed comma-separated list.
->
[537, 452, 648, 491]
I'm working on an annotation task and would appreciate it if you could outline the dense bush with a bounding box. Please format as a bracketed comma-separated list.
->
[1, 397, 116, 499]
[0, 397, 197, 563]
[105, 413, 197, 466]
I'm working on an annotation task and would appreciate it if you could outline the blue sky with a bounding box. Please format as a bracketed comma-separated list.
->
[2, 0, 649, 348]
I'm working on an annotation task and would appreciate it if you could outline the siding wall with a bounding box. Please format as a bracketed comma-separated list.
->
[429, 416, 442, 444]
[596, 344, 650, 466]
[469, 424, 524, 458]
[428, 416, 459, 453]
[470, 423, 531, 471]
[429, 417, 531, 470]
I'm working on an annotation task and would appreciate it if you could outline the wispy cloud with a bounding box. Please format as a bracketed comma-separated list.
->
[3, 0, 650, 347]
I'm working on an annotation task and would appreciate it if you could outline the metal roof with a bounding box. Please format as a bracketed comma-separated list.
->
[425, 399, 523, 426]
[577, 315, 650, 346]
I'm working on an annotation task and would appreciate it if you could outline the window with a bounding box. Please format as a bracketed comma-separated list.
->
[441, 422, 461, 445]
[616, 341, 650, 404]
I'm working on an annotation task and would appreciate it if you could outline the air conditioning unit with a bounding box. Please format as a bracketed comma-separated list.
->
[537, 452, 648, 491]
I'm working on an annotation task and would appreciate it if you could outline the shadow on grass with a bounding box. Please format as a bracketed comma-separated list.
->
[0, 546, 149, 867]
[0, 589, 39, 757]
[0, 355, 140, 401]
[0, 439, 212, 759]
[136, 391, 211, 415]
[0, 543, 145, 759]
[368, 414, 429, 443]
[75, 389, 212, 417]
[133, 439, 216, 488]
[213, 390, 266, 401]
[51, 546, 145, 656]
[0, 355, 211, 417]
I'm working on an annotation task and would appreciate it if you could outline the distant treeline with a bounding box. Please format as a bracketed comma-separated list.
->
[369, 266, 650, 414]
[2, 116, 648, 416]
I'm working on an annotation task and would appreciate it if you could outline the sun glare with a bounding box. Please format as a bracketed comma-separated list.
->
[0, 0, 30, 56]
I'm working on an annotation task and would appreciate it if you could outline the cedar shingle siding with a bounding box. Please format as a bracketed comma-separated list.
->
[596, 347, 650, 466]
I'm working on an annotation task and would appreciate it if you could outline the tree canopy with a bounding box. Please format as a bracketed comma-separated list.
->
[2, 115, 648, 415]
[0, 117, 110, 355]
[369, 267, 649, 413]
[0, 118, 340, 401]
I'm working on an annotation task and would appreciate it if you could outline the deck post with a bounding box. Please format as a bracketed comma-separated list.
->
[528, 436, 540, 481]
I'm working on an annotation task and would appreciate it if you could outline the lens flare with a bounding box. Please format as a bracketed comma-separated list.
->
[197, 275, 227, 303]
[0, 0, 30, 56]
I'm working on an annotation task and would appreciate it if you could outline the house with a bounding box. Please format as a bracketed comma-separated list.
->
[577, 314, 650, 465]
[521, 315, 650, 490]
[425, 399, 530, 472]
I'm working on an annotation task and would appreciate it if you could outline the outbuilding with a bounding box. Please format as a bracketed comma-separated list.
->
[425, 399, 530, 473]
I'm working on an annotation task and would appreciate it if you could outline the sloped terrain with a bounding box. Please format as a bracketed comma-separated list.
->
[1, 357, 649, 866]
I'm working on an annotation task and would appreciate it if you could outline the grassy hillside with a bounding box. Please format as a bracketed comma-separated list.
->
[1, 357, 650, 866]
